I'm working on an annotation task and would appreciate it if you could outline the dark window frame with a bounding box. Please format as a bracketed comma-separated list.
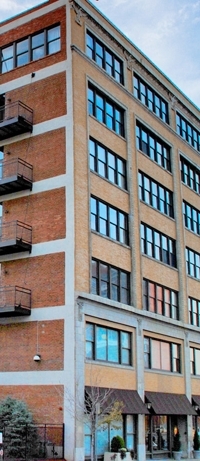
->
[186, 248, 200, 280]
[176, 113, 200, 152]
[86, 322, 132, 366]
[88, 84, 125, 137]
[139, 171, 174, 218]
[141, 223, 177, 268]
[190, 347, 200, 375]
[86, 30, 124, 84]
[89, 137, 127, 189]
[0, 24, 61, 74]
[91, 258, 130, 305]
[136, 123, 171, 172]
[91, 196, 129, 245]
[180, 156, 200, 195]
[188, 297, 200, 327]
[134, 74, 169, 123]
[144, 337, 181, 373]
[143, 278, 179, 320]
[183, 201, 200, 235]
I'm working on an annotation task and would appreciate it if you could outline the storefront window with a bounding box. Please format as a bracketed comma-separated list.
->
[145, 415, 168, 452]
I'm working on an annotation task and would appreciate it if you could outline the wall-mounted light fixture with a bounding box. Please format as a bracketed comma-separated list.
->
[194, 405, 199, 412]
[146, 402, 152, 410]
[174, 426, 178, 436]
[33, 354, 41, 362]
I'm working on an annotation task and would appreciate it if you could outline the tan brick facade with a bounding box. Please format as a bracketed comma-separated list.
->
[0, 1, 199, 460]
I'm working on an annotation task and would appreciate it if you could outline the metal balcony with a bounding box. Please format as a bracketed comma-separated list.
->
[0, 221, 32, 255]
[0, 101, 33, 141]
[0, 286, 31, 317]
[0, 158, 33, 195]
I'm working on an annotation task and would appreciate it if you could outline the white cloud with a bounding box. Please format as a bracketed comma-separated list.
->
[1, 0, 200, 106]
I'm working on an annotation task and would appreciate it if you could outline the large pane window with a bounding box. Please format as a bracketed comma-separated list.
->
[134, 74, 169, 123]
[186, 248, 200, 280]
[144, 337, 181, 373]
[143, 279, 178, 319]
[141, 223, 177, 268]
[86, 31, 124, 84]
[91, 197, 128, 245]
[16, 39, 29, 67]
[190, 347, 200, 375]
[183, 201, 200, 235]
[139, 172, 174, 218]
[47, 25, 60, 54]
[180, 157, 200, 194]
[136, 123, 171, 171]
[1, 45, 14, 73]
[0, 24, 60, 73]
[188, 297, 200, 326]
[91, 259, 130, 304]
[88, 84, 125, 137]
[86, 323, 132, 365]
[176, 113, 200, 152]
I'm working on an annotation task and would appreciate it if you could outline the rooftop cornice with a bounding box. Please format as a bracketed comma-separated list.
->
[70, 0, 199, 125]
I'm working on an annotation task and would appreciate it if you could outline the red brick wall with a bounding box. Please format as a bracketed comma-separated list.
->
[3, 188, 66, 244]
[0, 385, 64, 423]
[5, 73, 66, 124]
[4, 128, 66, 182]
[0, 320, 64, 372]
[0, 6, 66, 84]
[1, 253, 65, 308]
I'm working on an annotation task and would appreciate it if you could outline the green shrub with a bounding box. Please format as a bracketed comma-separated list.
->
[111, 435, 125, 452]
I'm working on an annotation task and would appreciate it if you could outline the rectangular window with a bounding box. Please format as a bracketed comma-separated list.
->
[141, 223, 176, 268]
[183, 201, 200, 235]
[180, 157, 200, 195]
[136, 123, 171, 171]
[144, 337, 181, 373]
[190, 347, 200, 375]
[0, 24, 60, 73]
[139, 171, 174, 218]
[188, 297, 200, 326]
[16, 39, 29, 67]
[134, 74, 169, 123]
[176, 113, 200, 152]
[86, 323, 132, 365]
[186, 248, 200, 280]
[86, 31, 124, 84]
[89, 138, 127, 189]
[88, 84, 125, 137]
[143, 279, 178, 319]
[91, 196, 128, 245]
[91, 259, 130, 304]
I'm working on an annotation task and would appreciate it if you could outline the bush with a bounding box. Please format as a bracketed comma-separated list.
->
[173, 429, 181, 451]
[194, 430, 200, 451]
[111, 435, 125, 452]
[0, 397, 40, 459]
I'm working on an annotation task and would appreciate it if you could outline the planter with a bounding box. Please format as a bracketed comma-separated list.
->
[194, 451, 200, 459]
[173, 451, 182, 460]
[104, 452, 132, 461]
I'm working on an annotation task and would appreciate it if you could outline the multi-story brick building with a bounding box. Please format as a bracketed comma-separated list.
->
[0, 0, 199, 460]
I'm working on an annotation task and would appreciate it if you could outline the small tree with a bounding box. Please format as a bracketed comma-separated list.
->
[173, 429, 181, 452]
[194, 430, 200, 451]
[0, 397, 40, 459]
[85, 386, 124, 461]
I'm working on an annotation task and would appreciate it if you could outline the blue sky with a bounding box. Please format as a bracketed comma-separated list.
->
[1, 0, 200, 108]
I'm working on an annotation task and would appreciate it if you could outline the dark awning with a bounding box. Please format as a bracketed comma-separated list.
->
[85, 387, 149, 414]
[145, 391, 197, 415]
[192, 395, 200, 409]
